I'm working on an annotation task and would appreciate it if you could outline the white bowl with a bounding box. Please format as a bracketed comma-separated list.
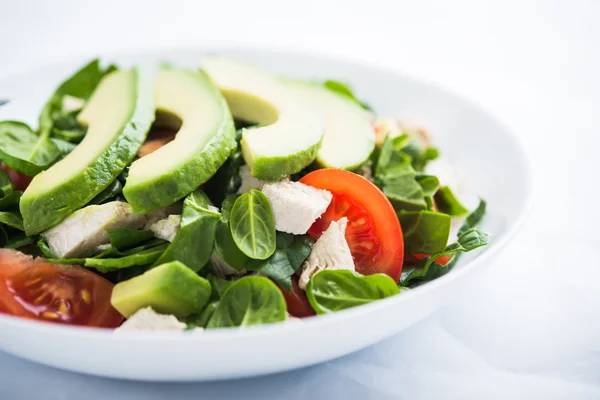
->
[0, 47, 533, 381]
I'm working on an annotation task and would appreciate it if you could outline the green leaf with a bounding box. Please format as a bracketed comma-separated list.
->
[459, 198, 487, 236]
[203, 149, 244, 206]
[207, 276, 286, 328]
[0, 169, 13, 195]
[78, 243, 169, 273]
[221, 194, 238, 222]
[214, 220, 249, 271]
[37, 238, 56, 258]
[0, 211, 23, 231]
[246, 233, 314, 291]
[107, 228, 154, 251]
[0, 121, 61, 176]
[306, 270, 399, 314]
[322, 80, 369, 109]
[230, 190, 276, 260]
[50, 138, 77, 157]
[154, 189, 220, 271]
[0, 191, 21, 210]
[186, 301, 219, 329]
[88, 179, 123, 205]
[4, 233, 35, 249]
[434, 186, 468, 216]
[397, 210, 451, 254]
[400, 228, 488, 286]
[208, 274, 233, 302]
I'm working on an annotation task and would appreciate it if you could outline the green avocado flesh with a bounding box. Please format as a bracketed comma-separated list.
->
[123, 68, 236, 214]
[284, 81, 375, 170]
[111, 260, 211, 318]
[201, 56, 324, 180]
[20, 69, 154, 235]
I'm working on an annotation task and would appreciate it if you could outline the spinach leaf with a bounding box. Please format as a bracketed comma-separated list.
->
[459, 198, 487, 236]
[246, 233, 314, 291]
[50, 138, 77, 157]
[0, 191, 21, 210]
[4, 233, 35, 249]
[230, 190, 276, 260]
[434, 186, 468, 216]
[107, 228, 154, 251]
[208, 274, 232, 302]
[306, 270, 399, 314]
[88, 179, 123, 205]
[401, 141, 439, 172]
[0, 211, 23, 231]
[400, 228, 489, 286]
[322, 80, 370, 109]
[204, 146, 244, 206]
[186, 301, 219, 329]
[84, 243, 169, 273]
[207, 276, 286, 328]
[214, 195, 248, 271]
[397, 210, 451, 254]
[0, 121, 61, 176]
[154, 189, 220, 271]
[0, 168, 12, 195]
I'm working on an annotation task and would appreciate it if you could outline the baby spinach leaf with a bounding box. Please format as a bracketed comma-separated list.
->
[107, 228, 154, 251]
[186, 301, 219, 329]
[88, 179, 123, 205]
[154, 189, 220, 271]
[0, 169, 12, 196]
[459, 198, 487, 236]
[4, 233, 35, 249]
[204, 148, 244, 206]
[0, 121, 61, 176]
[50, 138, 77, 157]
[322, 80, 370, 109]
[397, 210, 451, 254]
[0, 191, 21, 210]
[207, 276, 286, 328]
[0, 211, 24, 231]
[247, 232, 314, 291]
[434, 186, 468, 216]
[213, 194, 248, 271]
[85, 243, 169, 273]
[230, 190, 276, 260]
[306, 270, 399, 314]
[400, 228, 489, 286]
[208, 274, 233, 301]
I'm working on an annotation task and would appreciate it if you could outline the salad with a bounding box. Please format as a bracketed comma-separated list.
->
[0, 56, 488, 332]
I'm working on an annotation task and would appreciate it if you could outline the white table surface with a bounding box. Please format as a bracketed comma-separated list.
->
[1, 1, 599, 398]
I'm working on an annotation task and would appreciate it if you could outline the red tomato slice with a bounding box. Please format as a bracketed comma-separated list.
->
[1, 163, 33, 191]
[0, 249, 123, 328]
[300, 169, 404, 282]
[276, 276, 315, 318]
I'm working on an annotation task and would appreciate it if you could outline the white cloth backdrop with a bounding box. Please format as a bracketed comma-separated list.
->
[0, 1, 598, 398]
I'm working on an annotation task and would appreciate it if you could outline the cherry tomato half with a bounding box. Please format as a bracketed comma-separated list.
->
[0, 249, 123, 328]
[1, 164, 33, 191]
[300, 169, 404, 282]
[276, 276, 315, 318]
[407, 253, 452, 266]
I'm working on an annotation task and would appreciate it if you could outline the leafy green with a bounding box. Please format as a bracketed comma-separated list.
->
[400, 228, 489, 286]
[0, 121, 61, 176]
[4, 233, 35, 249]
[434, 186, 468, 216]
[397, 210, 451, 254]
[84, 243, 169, 273]
[0, 191, 21, 210]
[50, 137, 77, 157]
[322, 80, 370, 109]
[306, 270, 399, 314]
[247, 232, 314, 291]
[107, 228, 154, 251]
[401, 141, 439, 172]
[0, 211, 24, 231]
[207, 276, 286, 328]
[154, 189, 220, 272]
[186, 301, 219, 329]
[459, 198, 487, 236]
[203, 145, 244, 206]
[214, 195, 248, 271]
[88, 179, 123, 205]
[208, 274, 233, 301]
[230, 190, 276, 260]
[37, 238, 56, 258]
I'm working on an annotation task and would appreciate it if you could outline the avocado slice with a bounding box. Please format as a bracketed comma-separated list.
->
[201, 56, 324, 180]
[111, 260, 211, 318]
[284, 81, 375, 170]
[123, 68, 236, 214]
[20, 68, 154, 235]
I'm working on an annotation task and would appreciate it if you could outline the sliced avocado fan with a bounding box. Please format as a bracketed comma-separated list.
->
[123, 68, 236, 214]
[201, 56, 325, 181]
[283, 80, 375, 170]
[21, 68, 154, 235]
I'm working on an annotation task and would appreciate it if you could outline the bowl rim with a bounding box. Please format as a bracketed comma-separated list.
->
[0, 44, 534, 342]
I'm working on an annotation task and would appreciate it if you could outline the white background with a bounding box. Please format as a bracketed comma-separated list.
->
[1, 0, 599, 398]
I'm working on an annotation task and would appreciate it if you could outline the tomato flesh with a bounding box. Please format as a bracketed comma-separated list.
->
[276, 276, 315, 318]
[408, 253, 451, 266]
[1, 163, 33, 191]
[0, 249, 123, 328]
[300, 169, 404, 282]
